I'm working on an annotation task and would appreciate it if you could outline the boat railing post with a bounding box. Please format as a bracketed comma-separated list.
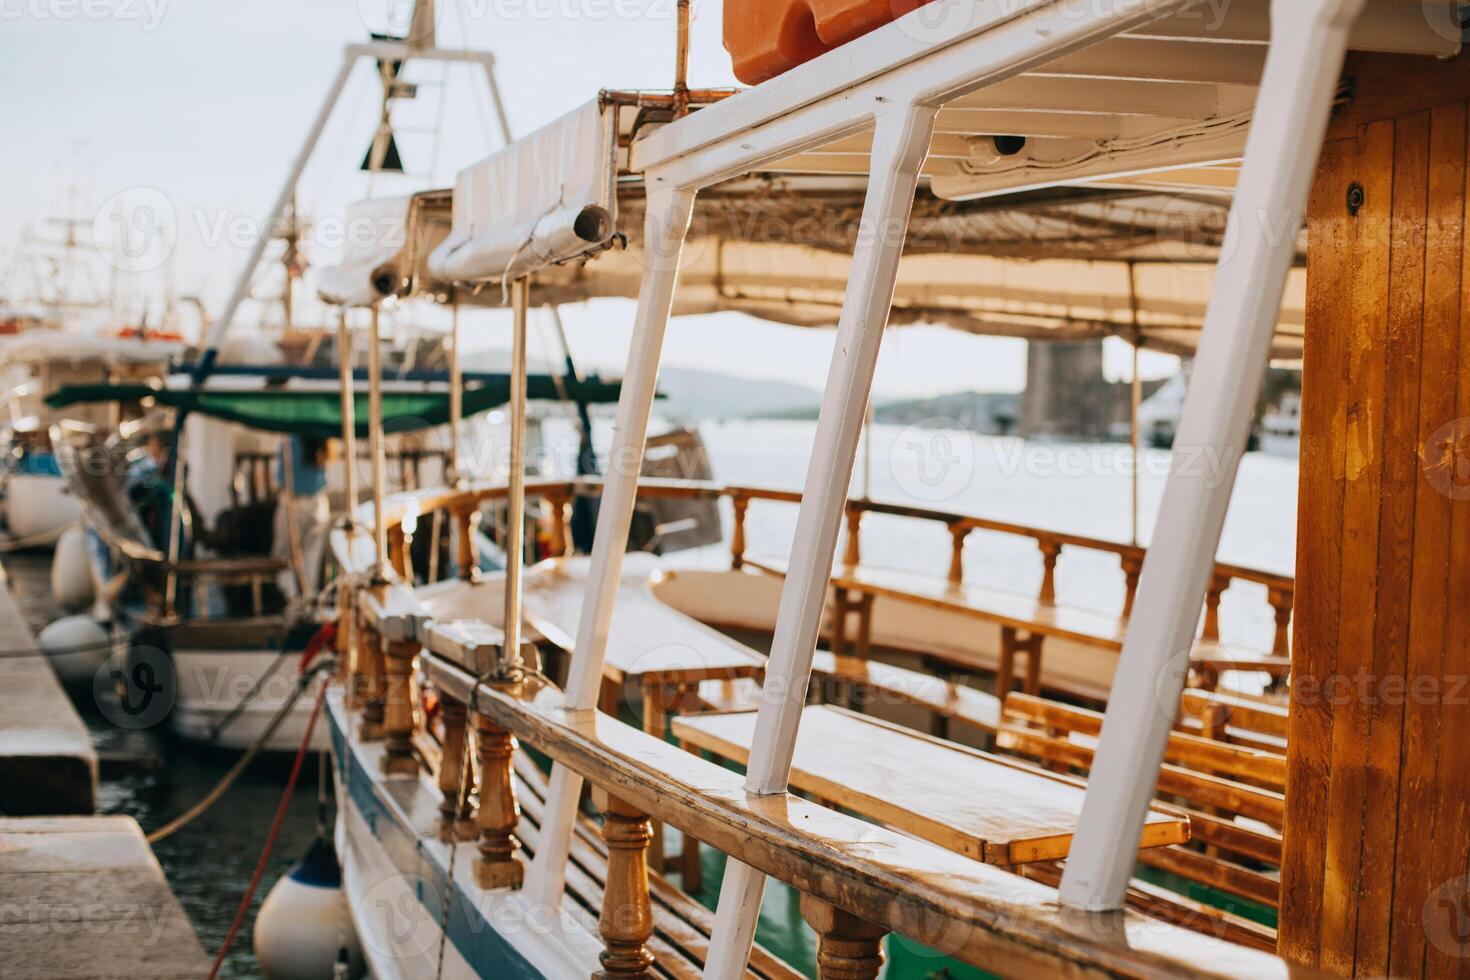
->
[499, 277, 531, 683]
[455, 501, 481, 581]
[473, 707, 524, 890]
[337, 306, 359, 529]
[523, 185, 697, 911]
[729, 491, 749, 570]
[704, 101, 936, 978]
[593, 788, 655, 979]
[437, 696, 476, 841]
[448, 292, 464, 486]
[1058, 0, 1369, 913]
[798, 894, 888, 980]
[368, 303, 389, 581]
[355, 616, 385, 741]
[380, 629, 420, 775]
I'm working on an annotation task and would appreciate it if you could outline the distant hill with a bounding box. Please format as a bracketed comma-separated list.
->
[760, 388, 1022, 434]
[656, 368, 823, 421]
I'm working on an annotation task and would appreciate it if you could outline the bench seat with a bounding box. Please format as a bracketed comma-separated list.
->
[693, 650, 1002, 733]
[745, 555, 1288, 696]
[995, 692, 1286, 948]
[673, 704, 1188, 866]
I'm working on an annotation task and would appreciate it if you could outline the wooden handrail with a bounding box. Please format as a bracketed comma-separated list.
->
[336, 477, 1295, 655]
[418, 653, 1305, 979]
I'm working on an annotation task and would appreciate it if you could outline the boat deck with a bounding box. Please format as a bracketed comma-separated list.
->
[0, 815, 212, 980]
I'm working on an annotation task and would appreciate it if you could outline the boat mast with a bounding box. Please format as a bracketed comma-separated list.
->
[195, 0, 513, 380]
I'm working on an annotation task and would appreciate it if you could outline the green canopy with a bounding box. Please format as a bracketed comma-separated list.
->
[46, 377, 625, 439]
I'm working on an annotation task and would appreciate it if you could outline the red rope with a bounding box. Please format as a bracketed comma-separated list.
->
[207, 680, 329, 980]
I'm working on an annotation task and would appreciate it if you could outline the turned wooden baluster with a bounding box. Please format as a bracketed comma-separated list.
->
[356, 618, 386, 740]
[594, 790, 654, 980]
[546, 494, 569, 557]
[1267, 584, 1293, 656]
[474, 712, 524, 890]
[1201, 571, 1230, 642]
[437, 698, 476, 841]
[1120, 553, 1144, 618]
[729, 493, 749, 570]
[947, 522, 969, 585]
[1037, 539, 1061, 605]
[843, 503, 863, 568]
[380, 636, 420, 775]
[799, 894, 887, 980]
[388, 524, 411, 580]
[337, 583, 358, 700]
[455, 505, 480, 581]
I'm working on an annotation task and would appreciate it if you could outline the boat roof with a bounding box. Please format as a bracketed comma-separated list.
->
[45, 376, 623, 439]
[312, 0, 1452, 361]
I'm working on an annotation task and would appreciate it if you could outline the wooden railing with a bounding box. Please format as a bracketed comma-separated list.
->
[353, 475, 1294, 660]
[727, 488, 1295, 657]
[326, 477, 1304, 979]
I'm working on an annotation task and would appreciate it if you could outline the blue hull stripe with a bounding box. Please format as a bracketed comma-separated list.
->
[330, 709, 545, 979]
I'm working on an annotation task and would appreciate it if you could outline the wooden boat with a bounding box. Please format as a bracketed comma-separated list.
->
[239, 0, 1470, 976]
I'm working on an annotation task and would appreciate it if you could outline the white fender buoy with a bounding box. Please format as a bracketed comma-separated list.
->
[4, 473, 81, 547]
[51, 525, 94, 611]
[37, 614, 110, 688]
[255, 837, 365, 980]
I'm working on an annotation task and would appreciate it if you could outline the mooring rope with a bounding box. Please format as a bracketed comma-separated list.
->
[206, 678, 331, 980]
[146, 660, 333, 845]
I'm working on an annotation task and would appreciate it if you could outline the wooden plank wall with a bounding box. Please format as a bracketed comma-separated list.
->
[1281, 51, 1470, 978]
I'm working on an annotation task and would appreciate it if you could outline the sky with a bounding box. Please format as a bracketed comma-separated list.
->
[0, 0, 1179, 398]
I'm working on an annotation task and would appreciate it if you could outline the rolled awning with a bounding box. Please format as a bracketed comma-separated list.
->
[427, 100, 619, 284]
[46, 377, 625, 439]
[316, 190, 455, 307]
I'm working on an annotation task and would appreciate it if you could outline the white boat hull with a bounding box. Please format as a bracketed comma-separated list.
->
[3, 472, 80, 547]
[328, 694, 602, 979]
[170, 647, 331, 752]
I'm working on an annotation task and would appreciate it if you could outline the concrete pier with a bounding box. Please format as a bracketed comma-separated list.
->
[0, 562, 97, 814]
[0, 816, 212, 979]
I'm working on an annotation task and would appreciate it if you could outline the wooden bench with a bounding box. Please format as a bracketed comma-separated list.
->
[995, 692, 1285, 951]
[745, 555, 1291, 702]
[694, 649, 1002, 734]
[1177, 687, 1289, 754]
[673, 704, 1189, 892]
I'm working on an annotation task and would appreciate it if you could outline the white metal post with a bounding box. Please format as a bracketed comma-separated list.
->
[523, 186, 697, 909]
[337, 307, 360, 526]
[1058, 0, 1367, 911]
[704, 103, 936, 979]
[448, 295, 463, 484]
[203, 51, 359, 355]
[368, 303, 389, 580]
[502, 279, 529, 672]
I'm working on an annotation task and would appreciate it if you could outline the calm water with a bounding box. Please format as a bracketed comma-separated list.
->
[7, 417, 1298, 978]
